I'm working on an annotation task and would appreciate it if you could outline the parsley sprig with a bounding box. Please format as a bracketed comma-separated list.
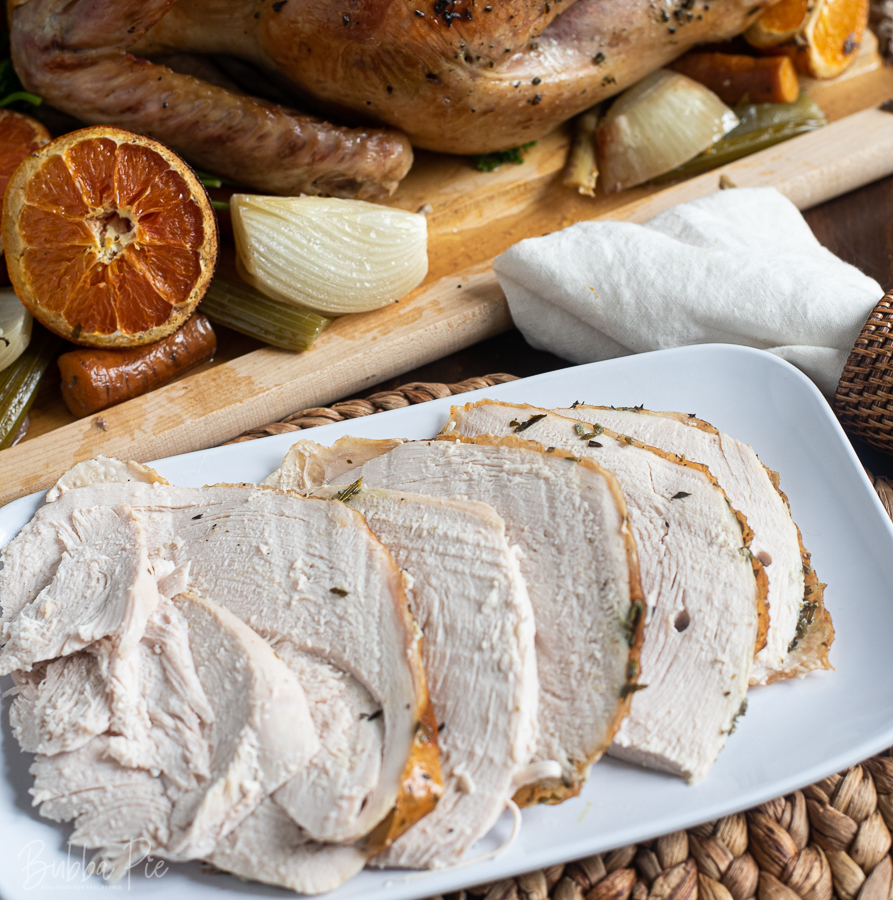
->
[472, 141, 536, 172]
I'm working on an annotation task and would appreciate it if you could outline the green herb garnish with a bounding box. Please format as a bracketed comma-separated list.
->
[727, 699, 748, 734]
[623, 599, 645, 647]
[620, 682, 648, 699]
[195, 169, 239, 190]
[788, 600, 818, 651]
[0, 90, 42, 108]
[472, 141, 536, 172]
[336, 478, 364, 503]
[513, 413, 546, 433]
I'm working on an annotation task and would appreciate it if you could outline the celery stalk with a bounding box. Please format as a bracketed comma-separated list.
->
[201, 277, 330, 353]
[0, 325, 60, 450]
[653, 92, 827, 184]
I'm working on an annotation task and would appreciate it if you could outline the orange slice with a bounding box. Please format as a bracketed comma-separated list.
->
[1, 126, 218, 348]
[746, 0, 813, 48]
[0, 109, 50, 254]
[797, 0, 869, 78]
[750, 0, 868, 77]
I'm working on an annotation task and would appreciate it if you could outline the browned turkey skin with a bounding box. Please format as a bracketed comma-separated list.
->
[10, 0, 775, 197]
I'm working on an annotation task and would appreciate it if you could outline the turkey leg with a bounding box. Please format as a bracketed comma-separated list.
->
[9, 0, 413, 198]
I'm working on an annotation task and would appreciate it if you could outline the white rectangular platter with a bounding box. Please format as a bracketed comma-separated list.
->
[2, 343, 893, 900]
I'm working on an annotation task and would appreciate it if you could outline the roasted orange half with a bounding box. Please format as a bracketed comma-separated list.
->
[2, 126, 217, 347]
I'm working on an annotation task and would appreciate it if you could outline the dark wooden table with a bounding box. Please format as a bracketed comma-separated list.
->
[367, 172, 893, 479]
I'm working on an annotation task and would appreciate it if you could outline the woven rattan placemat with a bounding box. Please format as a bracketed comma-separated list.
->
[233, 372, 893, 900]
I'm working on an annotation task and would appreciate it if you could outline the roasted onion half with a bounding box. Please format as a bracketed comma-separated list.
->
[232, 195, 429, 317]
[597, 70, 740, 193]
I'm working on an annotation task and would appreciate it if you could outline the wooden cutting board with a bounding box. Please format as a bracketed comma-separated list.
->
[3, 45, 893, 506]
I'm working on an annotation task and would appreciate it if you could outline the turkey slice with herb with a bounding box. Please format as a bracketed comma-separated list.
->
[304, 485, 538, 867]
[28, 472, 441, 846]
[443, 400, 767, 783]
[553, 404, 831, 685]
[283, 434, 645, 804]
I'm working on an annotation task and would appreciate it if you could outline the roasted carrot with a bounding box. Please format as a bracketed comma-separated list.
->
[670, 53, 800, 104]
[58, 314, 216, 418]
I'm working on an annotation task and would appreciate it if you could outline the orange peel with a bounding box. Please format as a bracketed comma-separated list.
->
[0, 108, 50, 255]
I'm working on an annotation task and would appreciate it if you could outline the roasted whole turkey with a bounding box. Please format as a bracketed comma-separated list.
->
[10, 0, 776, 198]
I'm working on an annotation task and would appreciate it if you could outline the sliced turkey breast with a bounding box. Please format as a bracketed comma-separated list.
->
[0, 504, 159, 675]
[444, 401, 767, 783]
[6, 587, 211, 790]
[554, 405, 832, 685]
[284, 434, 645, 804]
[211, 663, 442, 894]
[10, 653, 110, 756]
[31, 736, 174, 879]
[0, 501, 192, 778]
[28, 590, 316, 871]
[45, 456, 168, 502]
[302, 485, 539, 868]
[10, 596, 211, 785]
[0, 459, 158, 622]
[264, 436, 406, 492]
[164, 591, 317, 859]
[99, 594, 213, 791]
[145, 485, 439, 845]
[208, 798, 367, 895]
[270, 641, 385, 841]
[22, 477, 440, 845]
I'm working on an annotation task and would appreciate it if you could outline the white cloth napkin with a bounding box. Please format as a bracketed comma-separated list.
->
[494, 187, 882, 397]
